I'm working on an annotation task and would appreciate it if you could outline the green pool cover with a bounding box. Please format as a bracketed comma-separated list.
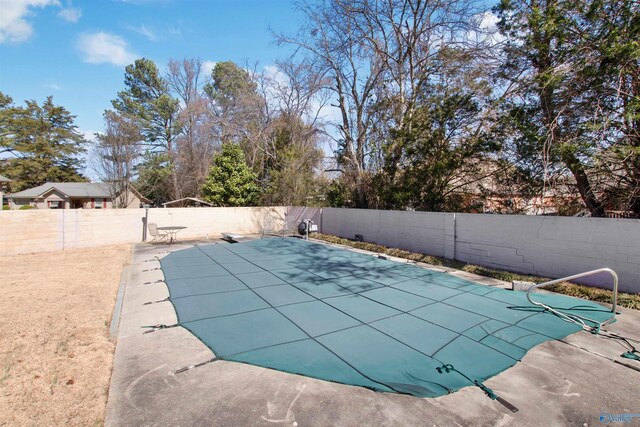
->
[158, 238, 614, 397]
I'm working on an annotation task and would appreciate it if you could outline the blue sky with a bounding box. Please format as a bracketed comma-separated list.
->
[0, 0, 499, 180]
[0, 0, 304, 142]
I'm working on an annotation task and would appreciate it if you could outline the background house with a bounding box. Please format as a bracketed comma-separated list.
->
[8, 182, 149, 210]
[0, 175, 11, 209]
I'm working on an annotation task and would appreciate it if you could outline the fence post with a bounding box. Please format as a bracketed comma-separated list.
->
[444, 213, 456, 260]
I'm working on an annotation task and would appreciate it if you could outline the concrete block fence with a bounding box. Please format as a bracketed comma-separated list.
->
[0, 207, 293, 256]
[1, 205, 637, 293]
[321, 208, 640, 294]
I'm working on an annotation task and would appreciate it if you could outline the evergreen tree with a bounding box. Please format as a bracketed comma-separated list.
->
[135, 151, 172, 206]
[260, 114, 324, 206]
[0, 93, 86, 191]
[376, 47, 497, 211]
[495, 0, 640, 216]
[112, 58, 180, 201]
[201, 143, 259, 206]
[581, 0, 640, 215]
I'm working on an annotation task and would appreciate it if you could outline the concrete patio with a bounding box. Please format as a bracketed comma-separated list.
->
[105, 239, 640, 426]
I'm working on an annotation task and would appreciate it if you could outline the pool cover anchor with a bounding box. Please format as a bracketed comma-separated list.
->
[436, 364, 519, 413]
[608, 332, 640, 362]
[621, 351, 640, 361]
[143, 297, 170, 305]
[141, 323, 179, 334]
[174, 357, 219, 374]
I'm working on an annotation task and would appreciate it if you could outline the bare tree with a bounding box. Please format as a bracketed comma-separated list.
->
[201, 58, 329, 205]
[250, 59, 330, 200]
[166, 58, 218, 198]
[276, 1, 386, 207]
[352, 0, 489, 172]
[93, 111, 142, 208]
[277, 0, 488, 207]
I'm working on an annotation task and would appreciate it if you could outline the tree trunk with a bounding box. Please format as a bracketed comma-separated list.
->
[562, 152, 606, 217]
[354, 173, 368, 209]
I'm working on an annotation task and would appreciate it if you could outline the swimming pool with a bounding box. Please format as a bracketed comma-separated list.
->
[158, 237, 614, 398]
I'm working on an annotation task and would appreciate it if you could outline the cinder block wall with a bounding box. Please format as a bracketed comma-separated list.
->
[321, 208, 448, 257]
[322, 208, 640, 293]
[0, 207, 287, 256]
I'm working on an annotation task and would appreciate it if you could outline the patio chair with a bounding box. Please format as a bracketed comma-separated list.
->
[148, 222, 168, 242]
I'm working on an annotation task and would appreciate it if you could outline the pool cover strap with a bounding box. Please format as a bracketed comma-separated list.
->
[142, 323, 178, 334]
[144, 297, 170, 305]
[174, 357, 219, 374]
[437, 363, 519, 412]
[157, 238, 615, 399]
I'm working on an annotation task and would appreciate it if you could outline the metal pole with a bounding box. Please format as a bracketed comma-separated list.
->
[453, 213, 457, 261]
[525, 268, 619, 332]
[143, 205, 149, 241]
[283, 208, 288, 238]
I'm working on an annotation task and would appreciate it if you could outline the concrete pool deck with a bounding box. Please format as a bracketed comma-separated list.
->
[105, 239, 640, 426]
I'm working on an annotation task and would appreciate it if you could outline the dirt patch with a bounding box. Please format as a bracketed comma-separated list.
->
[0, 245, 131, 426]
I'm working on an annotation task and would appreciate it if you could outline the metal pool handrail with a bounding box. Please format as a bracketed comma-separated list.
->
[526, 268, 619, 332]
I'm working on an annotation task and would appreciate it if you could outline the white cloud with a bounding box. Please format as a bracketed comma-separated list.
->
[472, 11, 504, 45]
[166, 23, 181, 36]
[77, 32, 137, 67]
[57, 7, 81, 23]
[128, 24, 157, 41]
[479, 11, 500, 32]
[201, 60, 217, 78]
[0, 0, 59, 44]
[44, 82, 62, 90]
[81, 129, 96, 142]
[263, 64, 288, 87]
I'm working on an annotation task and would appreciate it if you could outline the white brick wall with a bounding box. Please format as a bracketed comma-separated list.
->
[2, 206, 637, 293]
[322, 208, 448, 257]
[0, 207, 288, 256]
[321, 208, 640, 293]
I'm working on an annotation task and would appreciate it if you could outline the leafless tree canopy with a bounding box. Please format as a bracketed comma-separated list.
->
[93, 111, 142, 208]
[275, 0, 491, 207]
[167, 59, 218, 198]
[94, 0, 638, 215]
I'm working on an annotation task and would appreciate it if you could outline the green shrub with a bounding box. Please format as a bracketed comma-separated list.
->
[18, 205, 34, 210]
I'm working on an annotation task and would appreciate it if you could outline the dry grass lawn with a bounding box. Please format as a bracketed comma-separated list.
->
[0, 245, 131, 426]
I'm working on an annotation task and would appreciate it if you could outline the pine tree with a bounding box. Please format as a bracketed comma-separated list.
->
[0, 93, 86, 191]
[201, 143, 259, 206]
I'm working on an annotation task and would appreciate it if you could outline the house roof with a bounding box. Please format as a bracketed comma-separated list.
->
[130, 186, 152, 204]
[10, 182, 112, 199]
[162, 197, 214, 207]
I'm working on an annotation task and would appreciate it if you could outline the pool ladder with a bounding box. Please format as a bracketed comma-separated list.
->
[526, 268, 619, 333]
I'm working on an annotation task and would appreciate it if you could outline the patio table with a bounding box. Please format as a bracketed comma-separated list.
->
[157, 226, 187, 244]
